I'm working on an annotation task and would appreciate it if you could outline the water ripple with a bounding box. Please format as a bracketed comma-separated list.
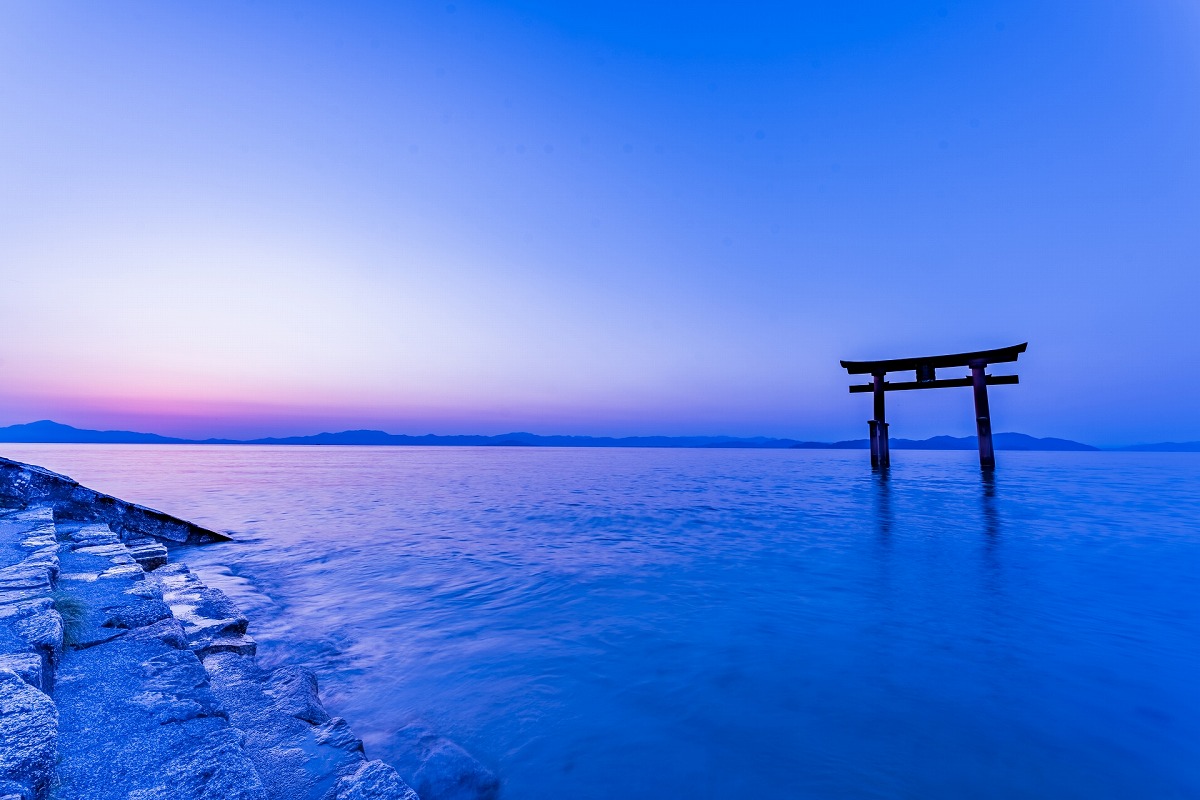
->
[4, 445, 1198, 799]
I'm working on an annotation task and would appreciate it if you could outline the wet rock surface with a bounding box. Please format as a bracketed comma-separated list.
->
[156, 562, 259, 658]
[389, 725, 501, 800]
[0, 495, 420, 800]
[205, 652, 408, 800]
[337, 760, 421, 800]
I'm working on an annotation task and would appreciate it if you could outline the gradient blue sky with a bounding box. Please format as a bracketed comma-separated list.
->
[1, 1, 1197, 445]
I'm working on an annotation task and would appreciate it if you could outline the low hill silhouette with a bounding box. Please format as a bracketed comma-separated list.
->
[0, 419, 1148, 450]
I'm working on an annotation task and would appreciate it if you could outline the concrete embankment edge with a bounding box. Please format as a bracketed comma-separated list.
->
[0, 456, 230, 545]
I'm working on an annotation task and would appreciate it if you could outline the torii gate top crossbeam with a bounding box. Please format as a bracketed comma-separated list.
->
[840, 342, 1027, 375]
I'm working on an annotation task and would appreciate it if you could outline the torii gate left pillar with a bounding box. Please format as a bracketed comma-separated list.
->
[869, 372, 890, 468]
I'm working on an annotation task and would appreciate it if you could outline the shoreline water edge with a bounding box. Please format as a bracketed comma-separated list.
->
[0, 455, 498, 800]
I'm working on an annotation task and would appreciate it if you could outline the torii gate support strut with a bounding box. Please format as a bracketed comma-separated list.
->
[840, 343, 1027, 470]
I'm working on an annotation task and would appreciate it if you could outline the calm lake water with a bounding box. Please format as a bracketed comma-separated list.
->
[5, 445, 1198, 798]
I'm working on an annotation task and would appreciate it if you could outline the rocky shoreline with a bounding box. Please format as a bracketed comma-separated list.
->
[0, 456, 491, 800]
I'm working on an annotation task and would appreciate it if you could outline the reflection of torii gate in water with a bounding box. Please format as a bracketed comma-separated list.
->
[840, 343, 1027, 470]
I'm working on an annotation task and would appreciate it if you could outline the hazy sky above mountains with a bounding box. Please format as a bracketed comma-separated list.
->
[1, 1, 1198, 445]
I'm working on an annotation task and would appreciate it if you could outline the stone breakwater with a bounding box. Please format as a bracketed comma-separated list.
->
[0, 458, 230, 547]
[0, 456, 425, 800]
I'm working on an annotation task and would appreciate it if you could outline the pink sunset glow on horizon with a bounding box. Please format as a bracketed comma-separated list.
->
[1, 380, 852, 441]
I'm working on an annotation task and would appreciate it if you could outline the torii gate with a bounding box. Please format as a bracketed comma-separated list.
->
[840, 343, 1027, 470]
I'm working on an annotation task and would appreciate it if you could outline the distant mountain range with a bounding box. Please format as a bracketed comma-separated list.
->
[1109, 441, 1200, 452]
[827, 433, 1102, 451]
[1, 419, 1192, 451]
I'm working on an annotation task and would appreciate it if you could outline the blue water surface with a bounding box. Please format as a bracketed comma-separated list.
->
[5, 445, 1198, 798]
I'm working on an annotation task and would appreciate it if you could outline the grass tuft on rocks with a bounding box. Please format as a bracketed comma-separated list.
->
[52, 591, 87, 647]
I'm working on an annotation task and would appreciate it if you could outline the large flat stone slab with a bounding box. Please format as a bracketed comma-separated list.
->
[54, 633, 267, 800]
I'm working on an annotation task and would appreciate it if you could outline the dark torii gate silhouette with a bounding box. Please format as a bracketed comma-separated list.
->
[840, 343, 1027, 470]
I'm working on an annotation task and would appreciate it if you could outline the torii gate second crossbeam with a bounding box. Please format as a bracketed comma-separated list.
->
[840, 343, 1027, 470]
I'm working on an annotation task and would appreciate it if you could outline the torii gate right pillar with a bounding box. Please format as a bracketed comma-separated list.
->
[971, 362, 995, 470]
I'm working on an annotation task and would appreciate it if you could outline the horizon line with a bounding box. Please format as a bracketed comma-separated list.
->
[0, 418, 1197, 452]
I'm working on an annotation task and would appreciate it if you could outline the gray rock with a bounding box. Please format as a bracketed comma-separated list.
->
[0, 564, 54, 593]
[390, 724, 500, 800]
[0, 669, 56, 799]
[316, 717, 365, 753]
[0, 777, 30, 799]
[196, 635, 257, 658]
[138, 726, 268, 800]
[0, 507, 51, 526]
[0, 597, 52, 623]
[13, 607, 62, 667]
[191, 588, 248, 632]
[124, 617, 189, 650]
[124, 581, 164, 601]
[141, 649, 210, 692]
[65, 524, 120, 550]
[337, 760, 420, 800]
[98, 562, 144, 581]
[123, 538, 168, 571]
[0, 588, 47, 608]
[138, 660, 225, 723]
[156, 566, 256, 657]
[72, 543, 134, 560]
[265, 666, 330, 725]
[102, 600, 173, 629]
[0, 654, 44, 692]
